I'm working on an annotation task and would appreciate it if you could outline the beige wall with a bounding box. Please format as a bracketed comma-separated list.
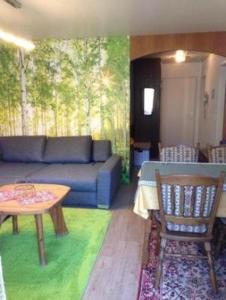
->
[198, 54, 226, 147]
[160, 55, 226, 147]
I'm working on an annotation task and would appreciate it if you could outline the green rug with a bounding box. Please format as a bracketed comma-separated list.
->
[0, 208, 111, 300]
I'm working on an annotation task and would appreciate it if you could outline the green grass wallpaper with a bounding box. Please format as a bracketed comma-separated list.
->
[0, 37, 130, 180]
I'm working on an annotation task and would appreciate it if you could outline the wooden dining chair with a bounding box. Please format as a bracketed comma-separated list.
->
[207, 144, 226, 256]
[155, 170, 225, 292]
[207, 144, 226, 163]
[158, 143, 199, 162]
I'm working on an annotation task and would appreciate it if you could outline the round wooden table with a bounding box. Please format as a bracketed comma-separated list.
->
[0, 183, 70, 266]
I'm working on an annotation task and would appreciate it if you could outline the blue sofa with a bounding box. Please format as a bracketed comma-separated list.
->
[0, 136, 122, 208]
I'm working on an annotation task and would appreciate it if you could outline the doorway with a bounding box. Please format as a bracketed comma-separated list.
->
[130, 58, 161, 170]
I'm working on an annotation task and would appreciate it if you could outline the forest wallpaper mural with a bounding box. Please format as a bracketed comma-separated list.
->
[0, 37, 130, 180]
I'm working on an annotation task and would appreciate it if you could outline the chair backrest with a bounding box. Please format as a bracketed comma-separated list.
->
[159, 143, 199, 162]
[208, 145, 226, 163]
[155, 170, 225, 234]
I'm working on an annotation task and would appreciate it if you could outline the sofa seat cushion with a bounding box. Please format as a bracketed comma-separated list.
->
[0, 162, 46, 183]
[0, 136, 46, 162]
[26, 163, 104, 192]
[43, 136, 92, 163]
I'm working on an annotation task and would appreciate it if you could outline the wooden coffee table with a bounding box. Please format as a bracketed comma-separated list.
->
[0, 183, 70, 266]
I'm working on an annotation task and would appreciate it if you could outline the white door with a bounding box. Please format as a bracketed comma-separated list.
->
[160, 77, 197, 146]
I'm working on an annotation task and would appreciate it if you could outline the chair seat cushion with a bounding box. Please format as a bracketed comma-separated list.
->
[154, 211, 207, 233]
[209, 147, 226, 163]
[26, 163, 104, 192]
[166, 223, 207, 233]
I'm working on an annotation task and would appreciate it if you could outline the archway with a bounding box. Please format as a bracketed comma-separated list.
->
[130, 46, 226, 168]
[130, 32, 226, 60]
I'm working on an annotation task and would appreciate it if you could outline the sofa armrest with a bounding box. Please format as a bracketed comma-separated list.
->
[97, 154, 122, 209]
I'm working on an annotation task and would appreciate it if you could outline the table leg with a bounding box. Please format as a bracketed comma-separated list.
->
[12, 215, 19, 234]
[34, 214, 47, 266]
[0, 214, 7, 226]
[50, 205, 68, 237]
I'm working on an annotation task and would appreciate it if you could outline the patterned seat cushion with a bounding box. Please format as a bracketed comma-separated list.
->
[161, 184, 216, 233]
[209, 147, 226, 163]
[160, 145, 198, 162]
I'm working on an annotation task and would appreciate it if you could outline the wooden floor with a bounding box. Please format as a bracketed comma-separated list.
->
[83, 173, 147, 300]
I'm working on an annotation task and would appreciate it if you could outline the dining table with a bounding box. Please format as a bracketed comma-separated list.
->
[134, 161, 226, 219]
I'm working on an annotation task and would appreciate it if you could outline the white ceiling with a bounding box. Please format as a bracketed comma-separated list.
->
[1, 0, 226, 39]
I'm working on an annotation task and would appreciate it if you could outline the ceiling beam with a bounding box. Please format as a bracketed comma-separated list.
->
[3, 0, 21, 9]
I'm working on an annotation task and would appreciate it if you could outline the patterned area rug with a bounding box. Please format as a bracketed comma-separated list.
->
[0, 257, 6, 300]
[138, 229, 226, 300]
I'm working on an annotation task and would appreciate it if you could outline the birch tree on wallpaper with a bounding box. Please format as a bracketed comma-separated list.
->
[0, 37, 130, 180]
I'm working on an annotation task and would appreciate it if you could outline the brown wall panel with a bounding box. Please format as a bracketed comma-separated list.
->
[130, 32, 226, 60]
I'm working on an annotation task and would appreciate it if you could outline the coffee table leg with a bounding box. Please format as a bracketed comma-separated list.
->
[50, 205, 68, 237]
[34, 214, 47, 266]
[12, 216, 19, 234]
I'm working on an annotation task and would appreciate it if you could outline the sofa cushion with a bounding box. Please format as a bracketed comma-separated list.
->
[0, 136, 46, 162]
[0, 162, 46, 184]
[43, 136, 92, 163]
[92, 140, 112, 162]
[26, 163, 104, 192]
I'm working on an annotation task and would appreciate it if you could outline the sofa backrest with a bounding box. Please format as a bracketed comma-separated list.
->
[92, 140, 112, 162]
[0, 136, 112, 163]
[43, 136, 92, 163]
[0, 136, 46, 162]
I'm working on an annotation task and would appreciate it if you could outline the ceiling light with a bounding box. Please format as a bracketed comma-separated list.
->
[0, 29, 35, 50]
[175, 50, 186, 63]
